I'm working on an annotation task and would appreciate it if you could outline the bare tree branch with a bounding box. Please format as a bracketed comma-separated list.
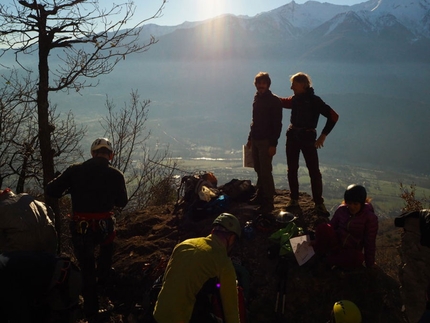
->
[101, 90, 177, 211]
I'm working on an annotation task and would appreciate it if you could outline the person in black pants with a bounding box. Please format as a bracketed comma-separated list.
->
[47, 137, 128, 322]
[281, 72, 339, 216]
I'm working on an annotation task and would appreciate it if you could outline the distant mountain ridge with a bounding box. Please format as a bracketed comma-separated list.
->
[266, 0, 430, 37]
[149, 0, 430, 37]
[3, 0, 430, 175]
[120, 0, 430, 175]
[136, 0, 430, 64]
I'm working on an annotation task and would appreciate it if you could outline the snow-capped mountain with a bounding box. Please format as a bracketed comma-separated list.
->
[262, 0, 363, 30]
[368, 0, 430, 37]
[147, 0, 430, 39]
[140, 0, 430, 63]
[252, 0, 430, 39]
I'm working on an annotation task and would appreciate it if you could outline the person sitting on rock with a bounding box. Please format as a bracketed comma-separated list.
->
[0, 189, 80, 322]
[0, 188, 57, 254]
[312, 184, 378, 269]
[153, 213, 242, 323]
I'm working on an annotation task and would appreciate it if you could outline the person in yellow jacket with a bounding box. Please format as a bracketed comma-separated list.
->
[153, 213, 242, 323]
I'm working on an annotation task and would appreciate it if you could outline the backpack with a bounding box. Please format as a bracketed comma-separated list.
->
[394, 210, 430, 247]
[47, 257, 82, 312]
[219, 179, 256, 202]
[174, 173, 227, 221]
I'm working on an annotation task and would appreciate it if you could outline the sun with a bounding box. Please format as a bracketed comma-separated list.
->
[194, 0, 230, 21]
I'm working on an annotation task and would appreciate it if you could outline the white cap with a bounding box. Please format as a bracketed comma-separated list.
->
[90, 138, 113, 153]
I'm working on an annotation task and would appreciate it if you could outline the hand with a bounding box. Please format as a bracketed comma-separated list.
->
[315, 134, 326, 149]
[246, 140, 251, 149]
[268, 146, 276, 157]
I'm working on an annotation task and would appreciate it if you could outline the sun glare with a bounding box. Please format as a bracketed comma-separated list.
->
[188, 0, 247, 59]
[195, 0, 229, 21]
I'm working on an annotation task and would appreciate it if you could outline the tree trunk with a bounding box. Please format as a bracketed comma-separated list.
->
[38, 12, 61, 254]
[16, 153, 28, 194]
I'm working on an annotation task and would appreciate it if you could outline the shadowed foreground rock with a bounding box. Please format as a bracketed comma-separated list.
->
[397, 216, 430, 323]
[100, 189, 408, 323]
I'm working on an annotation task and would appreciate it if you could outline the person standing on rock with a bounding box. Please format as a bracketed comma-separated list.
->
[246, 72, 283, 214]
[46, 137, 128, 323]
[281, 72, 338, 216]
[153, 213, 242, 323]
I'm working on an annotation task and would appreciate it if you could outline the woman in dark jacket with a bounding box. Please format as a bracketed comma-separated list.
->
[312, 184, 379, 269]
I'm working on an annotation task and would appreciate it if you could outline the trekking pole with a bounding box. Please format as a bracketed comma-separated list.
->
[282, 258, 290, 315]
[274, 256, 289, 315]
[281, 277, 287, 315]
[275, 279, 280, 312]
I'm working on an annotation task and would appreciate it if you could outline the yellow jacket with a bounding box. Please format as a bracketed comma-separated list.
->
[153, 234, 240, 323]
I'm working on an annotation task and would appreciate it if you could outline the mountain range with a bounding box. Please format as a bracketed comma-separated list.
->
[4, 0, 430, 175]
[141, 0, 430, 62]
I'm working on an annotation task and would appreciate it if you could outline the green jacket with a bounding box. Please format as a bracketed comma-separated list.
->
[153, 234, 240, 323]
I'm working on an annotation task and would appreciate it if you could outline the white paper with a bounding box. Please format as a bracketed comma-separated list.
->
[290, 235, 315, 266]
[242, 145, 254, 168]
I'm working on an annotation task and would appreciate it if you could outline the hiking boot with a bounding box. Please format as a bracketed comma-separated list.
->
[285, 199, 299, 208]
[315, 203, 330, 217]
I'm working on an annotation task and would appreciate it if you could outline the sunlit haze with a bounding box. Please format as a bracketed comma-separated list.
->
[116, 0, 367, 26]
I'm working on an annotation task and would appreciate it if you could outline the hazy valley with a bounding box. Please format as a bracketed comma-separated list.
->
[2, 0, 430, 216]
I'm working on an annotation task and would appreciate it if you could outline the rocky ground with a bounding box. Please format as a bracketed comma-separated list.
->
[74, 189, 409, 323]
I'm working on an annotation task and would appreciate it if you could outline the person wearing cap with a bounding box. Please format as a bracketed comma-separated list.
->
[153, 213, 242, 323]
[46, 137, 128, 322]
[312, 184, 378, 269]
[0, 188, 57, 255]
[328, 300, 362, 323]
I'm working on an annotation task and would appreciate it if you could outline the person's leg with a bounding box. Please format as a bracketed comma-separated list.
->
[327, 249, 365, 269]
[251, 139, 261, 192]
[313, 223, 338, 254]
[253, 139, 275, 208]
[301, 137, 323, 205]
[71, 224, 99, 319]
[286, 131, 301, 201]
[97, 240, 114, 287]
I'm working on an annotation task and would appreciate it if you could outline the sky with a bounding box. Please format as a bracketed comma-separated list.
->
[132, 0, 367, 26]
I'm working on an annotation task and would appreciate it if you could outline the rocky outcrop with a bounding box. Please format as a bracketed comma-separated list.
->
[397, 216, 430, 323]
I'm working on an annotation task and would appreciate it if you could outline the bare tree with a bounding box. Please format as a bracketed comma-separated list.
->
[0, 71, 35, 188]
[0, 0, 165, 209]
[1, 70, 86, 193]
[399, 182, 429, 212]
[102, 90, 178, 212]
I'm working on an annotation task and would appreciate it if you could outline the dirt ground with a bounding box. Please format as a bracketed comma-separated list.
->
[87, 189, 408, 323]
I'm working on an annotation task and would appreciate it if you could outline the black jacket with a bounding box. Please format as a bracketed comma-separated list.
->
[46, 157, 128, 213]
[289, 87, 338, 136]
[249, 90, 283, 147]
